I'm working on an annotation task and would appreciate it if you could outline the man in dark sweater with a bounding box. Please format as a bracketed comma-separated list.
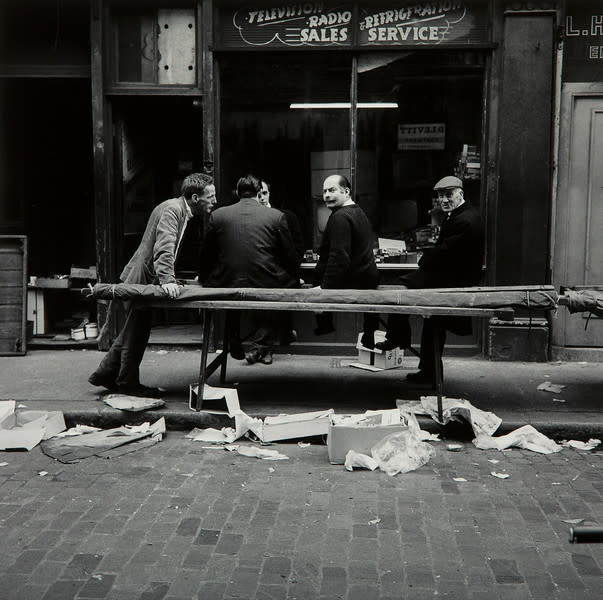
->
[314, 174, 379, 347]
[376, 175, 485, 383]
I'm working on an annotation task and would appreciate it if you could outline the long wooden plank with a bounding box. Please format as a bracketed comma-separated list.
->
[90, 283, 557, 310]
[145, 299, 515, 320]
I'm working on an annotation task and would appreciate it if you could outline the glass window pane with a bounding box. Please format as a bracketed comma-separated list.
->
[357, 50, 485, 253]
[219, 53, 351, 250]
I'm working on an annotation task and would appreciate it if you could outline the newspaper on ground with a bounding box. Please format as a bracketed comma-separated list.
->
[420, 396, 502, 437]
[537, 382, 566, 393]
[40, 418, 166, 463]
[103, 395, 165, 411]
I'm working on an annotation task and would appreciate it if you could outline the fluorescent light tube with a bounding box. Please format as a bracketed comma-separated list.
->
[290, 102, 398, 109]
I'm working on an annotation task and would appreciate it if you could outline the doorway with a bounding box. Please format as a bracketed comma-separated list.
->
[111, 96, 204, 278]
[554, 85, 603, 351]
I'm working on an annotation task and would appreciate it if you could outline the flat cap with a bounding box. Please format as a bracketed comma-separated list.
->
[433, 175, 463, 190]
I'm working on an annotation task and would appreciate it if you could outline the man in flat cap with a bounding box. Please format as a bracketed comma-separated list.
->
[375, 175, 484, 383]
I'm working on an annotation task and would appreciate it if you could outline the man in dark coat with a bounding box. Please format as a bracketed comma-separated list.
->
[198, 174, 299, 364]
[314, 174, 380, 347]
[89, 173, 216, 396]
[376, 175, 485, 383]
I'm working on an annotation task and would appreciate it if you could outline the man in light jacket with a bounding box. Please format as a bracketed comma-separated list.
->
[89, 173, 216, 396]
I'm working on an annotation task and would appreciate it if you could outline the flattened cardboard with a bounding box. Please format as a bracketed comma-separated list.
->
[261, 409, 333, 442]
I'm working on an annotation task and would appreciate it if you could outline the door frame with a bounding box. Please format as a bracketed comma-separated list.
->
[552, 82, 603, 359]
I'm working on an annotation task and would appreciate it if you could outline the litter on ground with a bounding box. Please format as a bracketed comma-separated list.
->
[537, 381, 566, 393]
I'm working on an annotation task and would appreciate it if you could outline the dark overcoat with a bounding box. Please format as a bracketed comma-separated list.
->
[199, 198, 299, 288]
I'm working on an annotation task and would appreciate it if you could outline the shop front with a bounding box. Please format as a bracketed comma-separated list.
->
[213, 1, 492, 350]
[10, 1, 599, 359]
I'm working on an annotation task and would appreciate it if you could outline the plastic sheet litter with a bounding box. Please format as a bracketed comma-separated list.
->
[344, 450, 378, 471]
[370, 428, 436, 476]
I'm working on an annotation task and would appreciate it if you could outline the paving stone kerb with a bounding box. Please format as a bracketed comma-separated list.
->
[1, 349, 602, 438]
[0, 432, 601, 600]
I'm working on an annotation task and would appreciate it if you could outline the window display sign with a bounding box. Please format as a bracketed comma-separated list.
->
[358, 2, 489, 46]
[216, 2, 491, 49]
[398, 123, 446, 150]
[218, 4, 354, 47]
[563, 3, 603, 82]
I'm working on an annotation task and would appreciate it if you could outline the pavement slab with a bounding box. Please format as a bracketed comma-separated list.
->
[1, 349, 602, 439]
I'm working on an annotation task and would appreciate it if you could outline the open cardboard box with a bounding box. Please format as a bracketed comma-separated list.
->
[327, 409, 408, 464]
[350, 331, 404, 371]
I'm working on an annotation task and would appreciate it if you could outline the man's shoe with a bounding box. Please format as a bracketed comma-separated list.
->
[259, 351, 273, 365]
[117, 384, 163, 398]
[374, 339, 404, 351]
[88, 372, 117, 391]
[245, 349, 262, 365]
[405, 371, 435, 385]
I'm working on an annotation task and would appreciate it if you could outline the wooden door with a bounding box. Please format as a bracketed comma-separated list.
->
[554, 86, 603, 347]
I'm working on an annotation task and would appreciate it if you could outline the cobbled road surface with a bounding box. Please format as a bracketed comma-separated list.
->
[1, 432, 601, 600]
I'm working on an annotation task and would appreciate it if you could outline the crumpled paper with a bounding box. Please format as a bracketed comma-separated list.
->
[562, 438, 601, 451]
[189, 412, 266, 444]
[474, 424, 562, 454]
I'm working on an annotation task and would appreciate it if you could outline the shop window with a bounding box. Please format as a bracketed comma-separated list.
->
[219, 50, 485, 255]
[219, 53, 351, 250]
[110, 4, 196, 86]
[357, 50, 485, 251]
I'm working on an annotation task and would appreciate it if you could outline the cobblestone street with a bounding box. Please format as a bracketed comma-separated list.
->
[1, 432, 601, 600]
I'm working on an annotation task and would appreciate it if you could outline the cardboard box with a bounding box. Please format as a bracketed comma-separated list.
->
[352, 331, 404, 370]
[261, 409, 333, 442]
[327, 421, 407, 464]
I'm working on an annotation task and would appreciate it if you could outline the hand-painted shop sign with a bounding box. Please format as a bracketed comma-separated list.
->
[216, 2, 490, 48]
[398, 123, 446, 150]
[563, 4, 603, 82]
[358, 2, 489, 46]
[222, 4, 354, 47]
